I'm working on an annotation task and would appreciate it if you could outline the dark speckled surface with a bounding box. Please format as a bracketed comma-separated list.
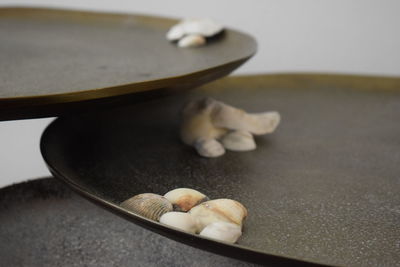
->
[0, 178, 260, 267]
[41, 74, 400, 266]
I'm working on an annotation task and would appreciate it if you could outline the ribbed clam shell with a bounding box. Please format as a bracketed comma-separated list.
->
[164, 188, 209, 212]
[120, 193, 173, 221]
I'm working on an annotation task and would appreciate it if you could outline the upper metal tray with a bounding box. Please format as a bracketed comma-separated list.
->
[0, 7, 256, 120]
[40, 74, 400, 266]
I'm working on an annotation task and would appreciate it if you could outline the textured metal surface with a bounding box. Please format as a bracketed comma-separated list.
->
[41, 74, 400, 266]
[0, 7, 255, 120]
[0, 178, 260, 267]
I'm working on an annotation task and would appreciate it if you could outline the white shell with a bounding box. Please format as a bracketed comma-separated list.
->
[166, 18, 224, 42]
[166, 24, 185, 41]
[189, 199, 247, 231]
[178, 34, 206, 48]
[159, 212, 198, 234]
[164, 188, 209, 212]
[194, 139, 225, 158]
[221, 130, 256, 151]
[181, 18, 224, 37]
[200, 222, 242, 244]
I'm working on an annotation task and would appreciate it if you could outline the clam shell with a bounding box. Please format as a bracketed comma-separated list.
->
[189, 199, 247, 231]
[166, 24, 185, 41]
[159, 212, 198, 234]
[120, 193, 173, 221]
[164, 188, 209, 212]
[181, 18, 224, 37]
[200, 221, 242, 244]
[178, 34, 206, 48]
[166, 18, 224, 42]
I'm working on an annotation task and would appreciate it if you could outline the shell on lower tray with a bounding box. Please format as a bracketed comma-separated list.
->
[120, 193, 173, 221]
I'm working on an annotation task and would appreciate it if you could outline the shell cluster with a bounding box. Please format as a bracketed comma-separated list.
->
[166, 18, 224, 48]
[180, 97, 281, 157]
[120, 188, 247, 244]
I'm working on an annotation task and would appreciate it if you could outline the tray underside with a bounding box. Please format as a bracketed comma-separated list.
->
[41, 74, 400, 266]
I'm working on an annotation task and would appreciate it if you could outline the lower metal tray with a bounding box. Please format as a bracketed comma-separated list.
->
[40, 74, 400, 266]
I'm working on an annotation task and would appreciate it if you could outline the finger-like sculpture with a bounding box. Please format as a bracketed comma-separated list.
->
[180, 97, 280, 157]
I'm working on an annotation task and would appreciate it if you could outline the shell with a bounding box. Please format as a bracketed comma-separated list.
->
[159, 212, 198, 234]
[221, 130, 256, 151]
[194, 139, 225, 158]
[178, 34, 206, 48]
[200, 222, 242, 244]
[164, 188, 209, 212]
[166, 24, 185, 41]
[120, 193, 173, 221]
[189, 199, 247, 231]
[166, 18, 224, 42]
[181, 18, 224, 37]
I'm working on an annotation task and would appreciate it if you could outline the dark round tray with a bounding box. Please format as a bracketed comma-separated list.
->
[0, 178, 260, 267]
[0, 7, 256, 121]
[40, 74, 400, 267]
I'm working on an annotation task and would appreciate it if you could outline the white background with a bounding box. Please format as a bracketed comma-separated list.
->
[1, 0, 399, 187]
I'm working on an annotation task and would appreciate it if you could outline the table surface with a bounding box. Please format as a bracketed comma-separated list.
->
[41, 74, 400, 267]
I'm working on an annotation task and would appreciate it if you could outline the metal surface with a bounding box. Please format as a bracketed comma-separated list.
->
[0, 178, 261, 267]
[40, 74, 400, 266]
[0, 7, 256, 120]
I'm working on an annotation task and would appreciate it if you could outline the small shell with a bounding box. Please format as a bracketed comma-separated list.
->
[166, 18, 224, 42]
[221, 130, 256, 151]
[159, 212, 198, 234]
[200, 222, 242, 244]
[166, 24, 185, 41]
[178, 34, 206, 48]
[164, 188, 209, 212]
[189, 199, 248, 231]
[181, 18, 224, 37]
[120, 193, 173, 221]
[194, 139, 225, 158]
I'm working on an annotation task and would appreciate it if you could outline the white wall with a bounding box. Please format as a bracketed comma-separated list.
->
[1, 0, 399, 187]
